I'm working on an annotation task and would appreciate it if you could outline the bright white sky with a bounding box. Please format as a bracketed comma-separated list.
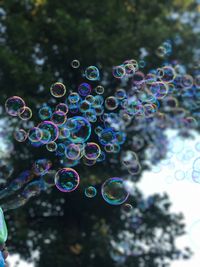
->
[7, 131, 200, 267]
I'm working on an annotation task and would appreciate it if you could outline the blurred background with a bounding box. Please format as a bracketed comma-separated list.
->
[0, 0, 200, 266]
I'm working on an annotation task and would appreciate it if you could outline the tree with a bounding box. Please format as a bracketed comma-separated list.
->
[0, 0, 198, 266]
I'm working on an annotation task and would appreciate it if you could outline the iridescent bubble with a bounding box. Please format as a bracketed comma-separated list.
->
[84, 142, 101, 160]
[78, 83, 92, 96]
[156, 45, 167, 58]
[93, 95, 104, 107]
[38, 121, 59, 143]
[115, 89, 127, 100]
[68, 103, 79, 114]
[104, 143, 114, 153]
[99, 128, 115, 145]
[79, 100, 91, 113]
[65, 144, 81, 160]
[32, 159, 52, 176]
[66, 116, 91, 143]
[39, 129, 51, 145]
[59, 127, 70, 139]
[85, 186, 97, 198]
[105, 96, 119, 111]
[112, 65, 126, 79]
[124, 62, 135, 77]
[28, 127, 43, 143]
[101, 177, 129, 205]
[13, 129, 27, 142]
[50, 82, 66, 98]
[132, 71, 145, 85]
[95, 85, 104, 95]
[55, 103, 68, 114]
[71, 59, 80, 68]
[85, 66, 100, 81]
[149, 82, 168, 99]
[68, 92, 80, 104]
[158, 66, 176, 83]
[39, 106, 52, 120]
[46, 141, 57, 152]
[85, 95, 95, 104]
[51, 111, 67, 125]
[55, 168, 80, 192]
[18, 106, 32, 120]
[115, 132, 126, 145]
[5, 96, 25, 117]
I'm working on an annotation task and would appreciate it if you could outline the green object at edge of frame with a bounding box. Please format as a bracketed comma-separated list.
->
[0, 208, 7, 244]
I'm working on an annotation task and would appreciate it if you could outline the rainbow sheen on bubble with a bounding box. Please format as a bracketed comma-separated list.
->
[101, 177, 129, 205]
[55, 168, 80, 193]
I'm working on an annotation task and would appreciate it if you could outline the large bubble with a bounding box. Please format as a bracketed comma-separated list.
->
[66, 116, 91, 143]
[101, 177, 129, 205]
[5, 96, 25, 116]
[55, 168, 80, 192]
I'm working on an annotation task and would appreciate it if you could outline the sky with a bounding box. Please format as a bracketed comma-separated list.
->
[6, 131, 200, 267]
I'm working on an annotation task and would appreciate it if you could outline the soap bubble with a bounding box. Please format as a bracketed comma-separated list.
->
[13, 129, 28, 142]
[105, 96, 119, 111]
[39, 106, 52, 120]
[65, 144, 81, 160]
[66, 116, 91, 143]
[46, 141, 57, 152]
[78, 83, 92, 96]
[18, 106, 32, 120]
[51, 111, 67, 125]
[71, 59, 80, 68]
[95, 85, 104, 95]
[38, 121, 59, 143]
[101, 177, 129, 205]
[32, 159, 52, 176]
[99, 128, 115, 145]
[68, 92, 80, 103]
[84, 142, 101, 160]
[55, 168, 80, 192]
[115, 89, 127, 100]
[84, 186, 97, 198]
[85, 66, 100, 81]
[79, 100, 91, 113]
[112, 65, 126, 79]
[28, 127, 43, 143]
[5, 96, 25, 116]
[55, 103, 68, 114]
[50, 82, 66, 98]
[59, 127, 70, 139]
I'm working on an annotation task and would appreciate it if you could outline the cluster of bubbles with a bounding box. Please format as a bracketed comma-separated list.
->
[3, 42, 200, 210]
